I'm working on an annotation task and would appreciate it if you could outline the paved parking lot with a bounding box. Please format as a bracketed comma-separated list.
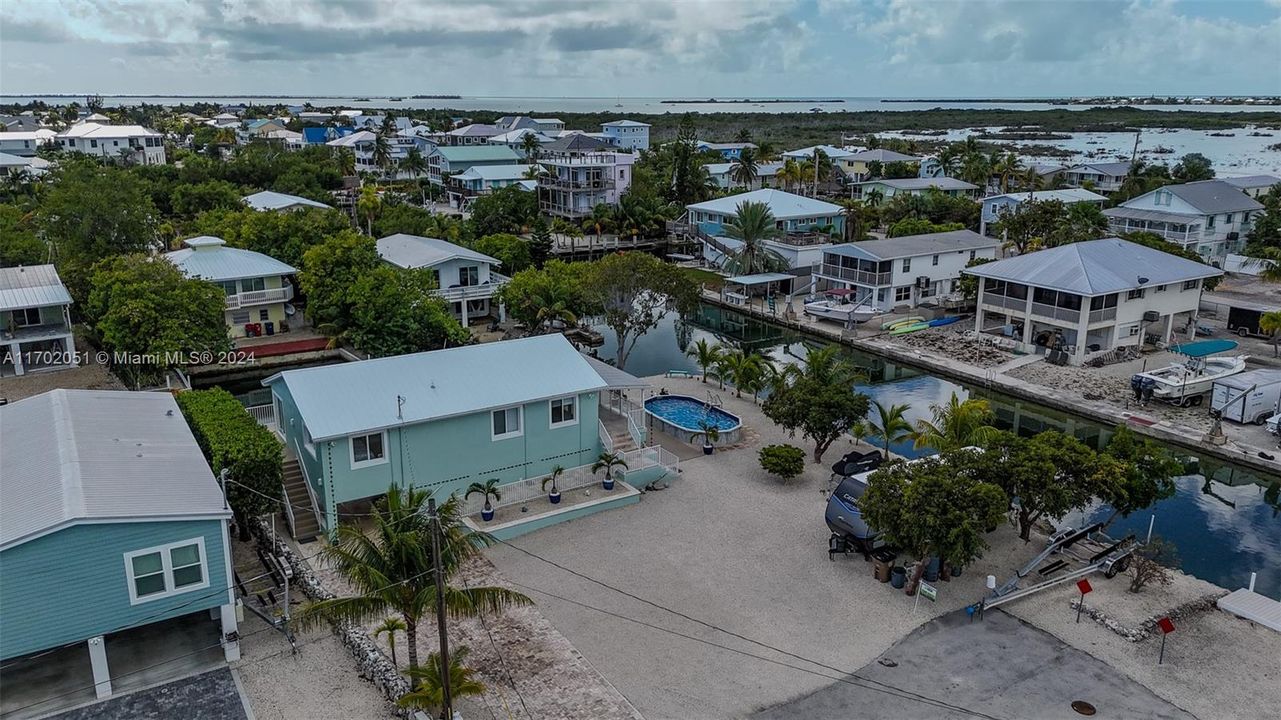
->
[49, 668, 248, 720]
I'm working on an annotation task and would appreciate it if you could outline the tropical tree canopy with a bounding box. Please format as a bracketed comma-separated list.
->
[721, 200, 788, 275]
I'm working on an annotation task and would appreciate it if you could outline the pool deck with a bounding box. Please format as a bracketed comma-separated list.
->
[700, 291, 1280, 478]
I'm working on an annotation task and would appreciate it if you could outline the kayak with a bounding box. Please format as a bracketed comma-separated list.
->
[928, 316, 962, 327]
[881, 316, 924, 330]
[890, 322, 930, 335]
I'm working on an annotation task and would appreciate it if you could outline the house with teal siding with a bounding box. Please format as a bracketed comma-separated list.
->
[0, 390, 238, 702]
[262, 334, 672, 538]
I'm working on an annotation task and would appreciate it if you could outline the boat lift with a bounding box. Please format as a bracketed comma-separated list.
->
[977, 522, 1138, 611]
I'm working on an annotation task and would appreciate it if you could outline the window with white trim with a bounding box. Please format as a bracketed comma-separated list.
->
[1182, 279, 1199, 291]
[1126, 288, 1145, 300]
[12, 308, 40, 327]
[549, 396, 577, 428]
[492, 406, 523, 440]
[894, 286, 912, 302]
[124, 537, 209, 604]
[350, 431, 387, 468]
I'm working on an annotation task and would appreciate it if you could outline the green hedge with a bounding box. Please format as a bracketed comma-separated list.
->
[759, 444, 806, 483]
[176, 388, 283, 536]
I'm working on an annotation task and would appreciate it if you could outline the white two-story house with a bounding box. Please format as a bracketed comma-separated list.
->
[536, 134, 635, 219]
[964, 237, 1222, 365]
[0, 265, 77, 377]
[813, 230, 1000, 312]
[1059, 162, 1131, 193]
[1102, 180, 1264, 262]
[55, 123, 166, 165]
[164, 237, 296, 340]
[600, 120, 650, 151]
[684, 189, 845, 271]
[376, 234, 508, 325]
[426, 145, 523, 186]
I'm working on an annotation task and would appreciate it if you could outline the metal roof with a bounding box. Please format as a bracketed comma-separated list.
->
[856, 177, 977, 191]
[57, 122, 160, 139]
[325, 130, 377, 147]
[543, 134, 611, 153]
[0, 390, 229, 550]
[601, 120, 650, 127]
[687, 189, 843, 219]
[0, 264, 72, 311]
[263, 334, 613, 441]
[582, 354, 649, 389]
[1103, 207, 1203, 226]
[452, 164, 540, 182]
[696, 141, 757, 151]
[703, 161, 785, 178]
[1213, 368, 1281, 391]
[243, 190, 332, 211]
[725, 272, 796, 285]
[1065, 161, 1132, 177]
[433, 145, 522, 163]
[826, 230, 999, 261]
[781, 144, 854, 160]
[446, 123, 501, 137]
[1163, 180, 1264, 214]
[165, 236, 297, 282]
[847, 148, 921, 163]
[983, 188, 1107, 205]
[376, 234, 499, 269]
[963, 237, 1222, 295]
[1219, 175, 1280, 190]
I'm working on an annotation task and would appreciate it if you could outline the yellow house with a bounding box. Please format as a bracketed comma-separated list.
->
[164, 236, 296, 339]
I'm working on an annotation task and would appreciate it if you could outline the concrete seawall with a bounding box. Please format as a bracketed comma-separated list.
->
[702, 294, 1279, 477]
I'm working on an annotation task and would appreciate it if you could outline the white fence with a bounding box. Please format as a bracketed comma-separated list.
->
[459, 463, 606, 516]
[247, 403, 277, 430]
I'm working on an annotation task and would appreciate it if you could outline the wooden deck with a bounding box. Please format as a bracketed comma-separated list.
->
[1217, 589, 1281, 632]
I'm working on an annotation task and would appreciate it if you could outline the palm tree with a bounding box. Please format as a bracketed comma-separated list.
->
[849, 418, 870, 447]
[592, 452, 629, 482]
[993, 153, 1022, 193]
[356, 185, 381, 235]
[1261, 310, 1281, 358]
[721, 201, 788, 275]
[868, 401, 913, 460]
[729, 146, 760, 190]
[838, 198, 869, 242]
[374, 616, 407, 668]
[399, 646, 486, 715]
[373, 134, 393, 178]
[294, 485, 530, 670]
[800, 149, 832, 196]
[775, 158, 804, 192]
[863, 187, 885, 209]
[400, 146, 428, 185]
[686, 339, 722, 383]
[1018, 165, 1043, 193]
[909, 392, 1001, 452]
[337, 148, 357, 177]
[717, 350, 750, 397]
[464, 478, 502, 515]
[520, 131, 541, 161]
[738, 353, 771, 403]
[762, 361, 799, 395]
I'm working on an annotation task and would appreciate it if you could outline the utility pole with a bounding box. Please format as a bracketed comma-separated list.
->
[427, 497, 452, 720]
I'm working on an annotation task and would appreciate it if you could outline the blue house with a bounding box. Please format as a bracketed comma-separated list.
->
[301, 126, 334, 145]
[695, 141, 757, 160]
[0, 390, 238, 704]
[263, 335, 673, 539]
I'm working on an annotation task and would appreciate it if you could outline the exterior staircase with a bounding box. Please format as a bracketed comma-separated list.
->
[608, 427, 639, 454]
[282, 456, 320, 542]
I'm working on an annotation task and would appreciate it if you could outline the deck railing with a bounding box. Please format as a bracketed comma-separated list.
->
[227, 285, 294, 310]
[1087, 307, 1118, 324]
[599, 419, 614, 454]
[435, 272, 509, 303]
[246, 403, 277, 431]
[293, 438, 325, 533]
[817, 264, 892, 286]
[1030, 302, 1081, 323]
[459, 463, 603, 516]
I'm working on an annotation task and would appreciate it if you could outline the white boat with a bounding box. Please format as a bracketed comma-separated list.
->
[803, 293, 877, 324]
[1132, 354, 1249, 405]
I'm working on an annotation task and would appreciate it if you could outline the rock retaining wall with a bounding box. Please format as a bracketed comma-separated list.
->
[1070, 590, 1229, 642]
[251, 519, 414, 718]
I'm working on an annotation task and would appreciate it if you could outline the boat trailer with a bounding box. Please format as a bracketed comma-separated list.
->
[976, 522, 1138, 612]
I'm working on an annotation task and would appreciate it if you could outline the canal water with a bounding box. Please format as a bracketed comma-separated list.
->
[591, 303, 1281, 598]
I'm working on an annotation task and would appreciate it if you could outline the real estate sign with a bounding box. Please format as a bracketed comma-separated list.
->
[919, 581, 938, 602]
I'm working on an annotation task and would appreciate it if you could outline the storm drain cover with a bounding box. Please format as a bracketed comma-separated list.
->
[1071, 701, 1097, 716]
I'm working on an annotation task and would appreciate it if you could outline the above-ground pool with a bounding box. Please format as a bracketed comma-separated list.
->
[644, 395, 743, 445]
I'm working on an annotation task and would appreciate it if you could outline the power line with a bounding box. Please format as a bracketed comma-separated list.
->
[496, 539, 1004, 720]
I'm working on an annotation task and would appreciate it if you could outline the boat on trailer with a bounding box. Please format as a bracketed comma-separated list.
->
[1131, 354, 1249, 406]
[803, 290, 877, 324]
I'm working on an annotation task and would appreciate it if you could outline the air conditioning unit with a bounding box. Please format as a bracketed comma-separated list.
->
[915, 276, 931, 289]
[1142, 310, 1160, 322]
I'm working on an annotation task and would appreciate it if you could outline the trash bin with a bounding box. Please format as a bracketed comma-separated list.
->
[265, 321, 275, 336]
[951, 564, 963, 578]
[873, 551, 893, 583]
[890, 566, 906, 589]
[923, 556, 941, 582]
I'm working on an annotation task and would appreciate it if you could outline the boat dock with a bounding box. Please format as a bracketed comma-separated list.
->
[1217, 589, 1281, 632]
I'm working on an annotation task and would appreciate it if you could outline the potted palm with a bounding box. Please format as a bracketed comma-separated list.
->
[592, 452, 629, 490]
[542, 465, 564, 504]
[694, 421, 720, 455]
[464, 478, 502, 522]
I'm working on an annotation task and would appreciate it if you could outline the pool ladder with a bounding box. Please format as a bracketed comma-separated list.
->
[705, 391, 723, 408]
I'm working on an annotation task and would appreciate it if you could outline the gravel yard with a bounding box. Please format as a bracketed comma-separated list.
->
[879, 326, 1017, 368]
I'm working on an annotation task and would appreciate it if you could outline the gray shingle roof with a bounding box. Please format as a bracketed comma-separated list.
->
[543, 134, 611, 153]
[0, 390, 229, 550]
[826, 230, 999, 261]
[0, 265, 71, 312]
[1164, 180, 1264, 214]
[962, 237, 1222, 295]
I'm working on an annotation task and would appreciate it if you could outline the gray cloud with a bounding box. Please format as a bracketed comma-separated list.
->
[547, 22, 660, 52]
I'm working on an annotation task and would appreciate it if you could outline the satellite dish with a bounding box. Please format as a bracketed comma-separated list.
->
[1137, 276, 1150, 285]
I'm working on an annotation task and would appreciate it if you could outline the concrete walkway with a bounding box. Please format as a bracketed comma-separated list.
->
[48, 668, 248, 720]
[752, 609, 1195, 720]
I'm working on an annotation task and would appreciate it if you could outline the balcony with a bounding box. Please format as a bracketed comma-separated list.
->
[435, 272, 510, 302]
[817, 263, 892, 286]
[1030, 302, 1081, 323]
[538, 176, 615, 191]
[226, 285, 294, 310]
[540, 200, 594, 218]
[1088, 307, 1118, 324]
[2, 321, 72, 343]
[981, 294, 1027, 312]
[773, 232, 833, 247]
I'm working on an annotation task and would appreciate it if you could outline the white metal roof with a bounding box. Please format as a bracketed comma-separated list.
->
[57, 122, 161, 139]
[0, 264, 71, 311]
[326, 130, 377, 147]
[377, 234, 499, 269]
[263, 334, 612, 441]
[782, 144, 855, 160]
[826, 230, 999, 261]
[452, 164, 540, 182]
[857, 177, 977, 191]
[686, 189, 842, 219]
[1219, 175, 1280, 190]
[725, 272, 795, 285]
[963, 237, 1222, 295]
[164, 236, 297, 282]
[243, 190, 332, 211]
[0, 390, 229, 550]
[847, 148, 921, 163]
[703, 161, 785, 178]
[601, 120, 650, 127]
[581, 354, 649, 389]
[983, 188, 1107, 205]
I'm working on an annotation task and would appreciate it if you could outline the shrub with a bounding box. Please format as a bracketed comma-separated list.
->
[176, 388, 284, 539]
[759, 444, 806, 483]
[1128, 536, 1179, 594]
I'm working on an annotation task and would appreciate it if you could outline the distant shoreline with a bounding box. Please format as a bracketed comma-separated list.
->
[661, 98, 845, 104]
[885, 97, 1281, 106]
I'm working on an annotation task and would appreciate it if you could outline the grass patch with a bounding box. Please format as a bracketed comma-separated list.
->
[680, 267, 726, 290]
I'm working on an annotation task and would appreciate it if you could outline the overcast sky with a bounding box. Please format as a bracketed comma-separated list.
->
[2, 0, 1279, 98]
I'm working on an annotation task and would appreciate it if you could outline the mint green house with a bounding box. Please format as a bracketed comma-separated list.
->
[263, 335, 673, 539]
[0, 390, 238, 703]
